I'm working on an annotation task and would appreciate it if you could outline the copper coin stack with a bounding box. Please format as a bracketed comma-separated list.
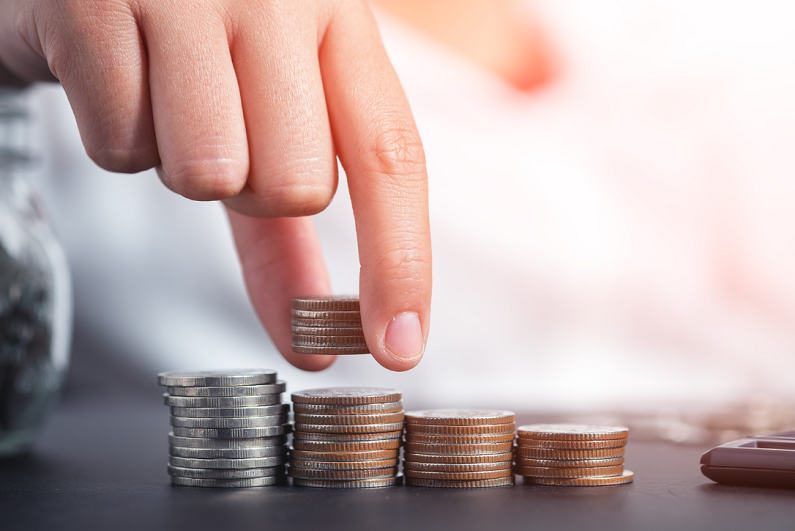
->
[403, 410, 516, 488]
[513, 424, 634, 486]
[291, 297, 369, 355]
[289, 387, 404, 488]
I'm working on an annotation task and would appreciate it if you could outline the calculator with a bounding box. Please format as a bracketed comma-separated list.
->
[701, 430, 795, 488]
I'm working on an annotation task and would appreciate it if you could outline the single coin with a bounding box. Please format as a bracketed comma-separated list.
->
[288, 467, 397, 480]
[172, 425, 291, 438]
[405, 432, 515, 444]
[404, 468, 513, 481]
[406, 423, 516, 436]
[405, 410, 515, 426]
[169, 455, 289, 469]
[517, 424, 629, 441]
[405, 477, 514, 488]
[513, 446, 625, 460]
[292, 296, 360, 311]
[515, 437, 627, 450]
[514, 457, 625, 468]
[290, 458, 399, 471]
[523, 470, 635, 487]
[292, 439, 401, 452]
[405, 452, 514, 465]
[292, 476, 403, 489]
[293, 401, 403, 415]
[164, 394, 283, 407]
[171, 476, 286, 488]
[158, 370, 277, 387]
[170, 445, 287, 459]
[168, 433, 287, 449]
[167, 464, 285, 479]
[293, 412, 404, 426]
[170, 404, 289, 418]
[513, 464, 624, 478]
[291, 309, 361, 320]
[292, 430, 403, 442]
[292, 388, 402, 406]
[291, 326, 364, 337]
[403, 461, 512, 473]
[404, 441, 514, 455]
[294, 422, 404, 434]
[167, 381, 286, 397]
[292, 318, 364, 328]
[170, 415, 289, 429]
[292, 335, 367, 346]
[289, 449, 400, 462]
[292, 345, 370, 355]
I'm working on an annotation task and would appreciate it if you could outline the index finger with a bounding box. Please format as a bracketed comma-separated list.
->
[319, 1, 431, 371]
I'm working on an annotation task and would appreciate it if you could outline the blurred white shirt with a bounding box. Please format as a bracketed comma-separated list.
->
[28, 0, 795, 411]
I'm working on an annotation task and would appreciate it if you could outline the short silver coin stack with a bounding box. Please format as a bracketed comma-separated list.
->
[158, 369, 291, 487]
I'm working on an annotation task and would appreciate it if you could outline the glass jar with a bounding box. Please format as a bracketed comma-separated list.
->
[0, 88, 72, 456]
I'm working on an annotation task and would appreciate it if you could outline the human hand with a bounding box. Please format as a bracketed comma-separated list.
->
[0, 0, 431, 371]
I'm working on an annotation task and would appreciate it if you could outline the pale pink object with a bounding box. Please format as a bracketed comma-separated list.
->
[384, 312, 423, 361]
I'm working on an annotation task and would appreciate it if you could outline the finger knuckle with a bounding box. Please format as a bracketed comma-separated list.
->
[85, 132, 159, 174]
[250, 158, 337, 216]
[164, 155, 248, 200]
[364, 124, 426, 185]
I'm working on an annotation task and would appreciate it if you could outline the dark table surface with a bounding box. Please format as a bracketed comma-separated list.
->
[3, 330, 795, 531]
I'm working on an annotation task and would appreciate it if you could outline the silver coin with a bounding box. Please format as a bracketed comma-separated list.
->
[172, 425, 292, 438]
[291, 335, 368, 346]
[292, 296, 360, 311]
[291, 476, 403, 489]
[168, 433, 287, 449]
[169, 455, 289, 469]
[292, 430, 403, 442]
[289, 458, 399, 471]
[170, 404, 289, 418]
[291, 326, 364, 337]
[293, 412, 404, 426]
[293, 422, 403, 434]
[167, 381, 286, 397]
[164, 394, 284, 407]
[170, 415, 289, 428]
[158, 369, 277, 387]
[168, 464, 286, 479]
[169, 445, 288, 459]
[287, 467, 398, 480]
[291, 318, 364, 328]
[291, 388, 401, 405]
[290, 309, 361, 320]
[292, 401, 403, 415]
[171, 476, 286, 488]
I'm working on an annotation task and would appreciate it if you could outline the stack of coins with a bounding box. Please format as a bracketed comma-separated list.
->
[157, 370, 291, 488]
[291, 296, 368, 355]
[513, 424, 634, 486]
[403, 410, 516, 488]
[289, 388, 404, 488]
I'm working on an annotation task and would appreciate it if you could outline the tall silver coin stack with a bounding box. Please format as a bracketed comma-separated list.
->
[291, 296, 369, 355]
[289, 388, 404, 488]
[157, 370, 291, 487]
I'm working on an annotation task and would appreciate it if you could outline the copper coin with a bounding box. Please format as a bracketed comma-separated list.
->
[513, 464, 624, 478]
[514, 457, 625, 468]
[405, 410, 515, 426]
[404, 441, 514, 455]
[405, 477, 514, 488]
[515, 437, 626, 450]
[291, 309, 361, 320]
[292, 297, 360, 311]
[292, 439, 402, 452]
[523, 469, 634, 486]
[292, 345, 370, 355]
[293, 401, 403, 415]
[292, 388, 402, 406]
[290, 458, 399, 470]
[405, 432, 515, 444]
[404, 452, 514, 465]
[288, 467, 397, 480]
[291, 326, 364, 337]
[291, 318, 364, 328]
[404, 468, 513, 481]
[406, 423, 516, 436]
[292, 476, 403, 488]
[290, 449, 400, 462]
[293, 412, 404, 426]
[293, 430, 403, 443]
[513, 446, 625, 460]
[517, 424, 629, 441]
[294, 422, 404, 434]
[403, 461, 513, 473]
[292, 335, 368, 346]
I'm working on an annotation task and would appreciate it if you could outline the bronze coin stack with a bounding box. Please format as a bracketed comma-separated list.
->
[291, 297, 369, 355]
[288, 387, 404, 488]
[403, 410, 516, 488]
[513, 424, 634, 486]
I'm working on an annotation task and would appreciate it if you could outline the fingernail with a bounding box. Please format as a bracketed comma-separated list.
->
[384, 312, 424, 361]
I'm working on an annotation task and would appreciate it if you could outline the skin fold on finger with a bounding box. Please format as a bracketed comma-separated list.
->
[226, 209, 337, 371]
[141, 0, 248, 201]
[319, 0, 432, 371]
